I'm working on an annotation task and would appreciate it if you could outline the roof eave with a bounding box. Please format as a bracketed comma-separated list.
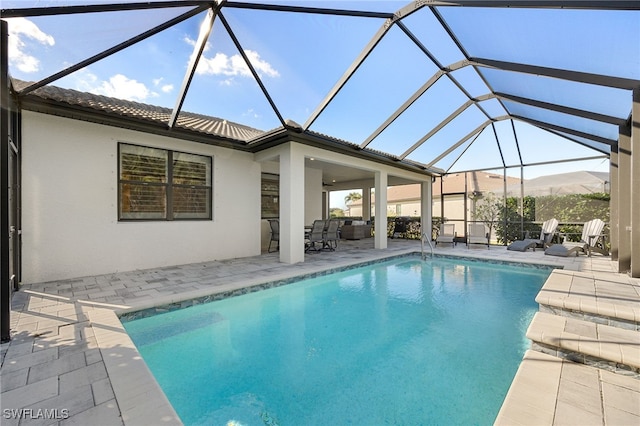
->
[18, 94, 252, 152]
[248, 127, 441, 177]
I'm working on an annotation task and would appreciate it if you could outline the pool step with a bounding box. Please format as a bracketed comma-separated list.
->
[527, 311, 640, 376]
[495, 349, 640, 426]
[498, 269, 640, 425]
[535, 269, 640, 331]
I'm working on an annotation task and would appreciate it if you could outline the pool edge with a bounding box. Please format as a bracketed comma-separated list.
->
[108, 250, 560, 426]
[88, 308, 183, 425]
[119, 251, 559, 321]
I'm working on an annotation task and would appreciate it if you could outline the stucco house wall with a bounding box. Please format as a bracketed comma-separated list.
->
[392, 201, 421, 217]
[22, 111, 262, 283]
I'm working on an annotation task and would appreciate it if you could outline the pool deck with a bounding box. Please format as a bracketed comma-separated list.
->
[1, 239, 638, 425]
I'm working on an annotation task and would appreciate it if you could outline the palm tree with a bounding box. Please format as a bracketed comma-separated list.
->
[344, 192, 362, 205]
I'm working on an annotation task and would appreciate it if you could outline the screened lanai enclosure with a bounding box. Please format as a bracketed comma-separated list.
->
[1, 1, 640, 340]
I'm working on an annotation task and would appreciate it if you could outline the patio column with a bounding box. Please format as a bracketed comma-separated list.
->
[631, 87, 640, 278]
[609, 143, 618, 261]
[362, 186, 371, 222]
[279, 143, 305, 264]
[618, 123, 631, 273]
[421, 180, 432, 241]
[374, 171, 388, 249]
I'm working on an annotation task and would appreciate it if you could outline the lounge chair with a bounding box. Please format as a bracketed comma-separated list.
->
[545, 218, 607, 257]
[507, 218, 558, 252]
[267, 219, 279, 253]
[305, 219, 326, 252]
[435, 223, 456, 247]
[467, 223, 489, 249]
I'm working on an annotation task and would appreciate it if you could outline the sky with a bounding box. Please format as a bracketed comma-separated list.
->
[4, 0, 638, 194]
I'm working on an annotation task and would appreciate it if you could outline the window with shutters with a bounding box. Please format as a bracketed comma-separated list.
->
[119, 143, 212, 220]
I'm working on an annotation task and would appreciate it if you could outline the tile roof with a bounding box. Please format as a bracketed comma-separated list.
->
[438, 171, 518, 195]
[349, 171, 521, 206]
[11, 79, 439, 176]
[12, 80, 264, 142]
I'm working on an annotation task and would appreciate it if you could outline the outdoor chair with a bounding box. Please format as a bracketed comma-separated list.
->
[507, 218, 558, 252]
[435, 223, 456, 247]
[391, 216, 411, 239]
[323, 219, 340, 251]
[467, 223, 489, 249]
[267, 219, 279, 253]
[305, 219, 326, 252]
[545, 218, 607, 257]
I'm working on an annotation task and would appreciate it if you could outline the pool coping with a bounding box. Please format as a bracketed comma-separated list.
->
[107, 251, 560, 425]
[87, 308, 182, 425]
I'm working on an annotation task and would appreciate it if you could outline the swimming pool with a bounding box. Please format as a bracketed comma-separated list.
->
[122, 255, 552, 425]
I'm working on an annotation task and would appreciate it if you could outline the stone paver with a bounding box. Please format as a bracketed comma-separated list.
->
[536, 268, 640, 328]
[527, 311, 640, 374]
[1, 239, 638, 425]
[496, 349, 640, 426]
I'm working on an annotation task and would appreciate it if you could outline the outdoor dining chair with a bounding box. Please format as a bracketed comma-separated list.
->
[305, 219, 326, 252]
[267, 219, 279, 253]
[323, 219, 340, 251]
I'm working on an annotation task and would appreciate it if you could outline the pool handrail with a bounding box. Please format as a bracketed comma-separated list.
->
[421, 233, 434, 259]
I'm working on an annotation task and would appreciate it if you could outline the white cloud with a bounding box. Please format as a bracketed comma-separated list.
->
[244, 50, 279, 78]
[93, 74, 151, 101]
[182, 35, 278, 80]
[195, 49, 279, 79]
[243, 108, 261, 119]
[197, 52, 240, 76]
[184, 35, 211, 53]
[72, 71, 151, 102]
[152, 77, 174, 94]
[7, 17, 55, 73]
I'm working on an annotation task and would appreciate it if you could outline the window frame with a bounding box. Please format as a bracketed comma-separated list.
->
[118, 142, 213, 221]
[261, 173, 279, 219]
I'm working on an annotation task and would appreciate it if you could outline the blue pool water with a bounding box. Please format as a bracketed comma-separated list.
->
[122, 256, 552, 426]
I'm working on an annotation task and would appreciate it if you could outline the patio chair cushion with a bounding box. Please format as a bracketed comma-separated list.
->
[544, 243, 585, 257]
[507, 239, 537, 252]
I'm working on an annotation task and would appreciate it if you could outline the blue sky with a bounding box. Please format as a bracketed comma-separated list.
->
[4, 1, 637, 183]
[5, 1, 388, 130]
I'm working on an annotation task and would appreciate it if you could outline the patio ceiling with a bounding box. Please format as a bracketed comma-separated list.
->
[2, 1, 639, 177]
